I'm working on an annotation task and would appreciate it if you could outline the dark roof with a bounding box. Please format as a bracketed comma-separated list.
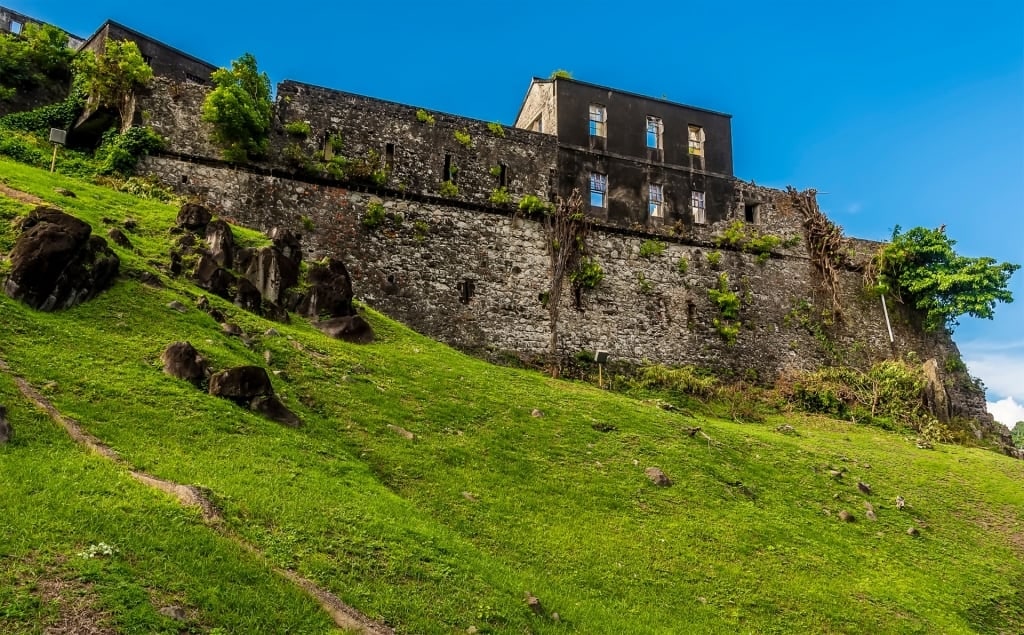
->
[76, 19, 217, 72]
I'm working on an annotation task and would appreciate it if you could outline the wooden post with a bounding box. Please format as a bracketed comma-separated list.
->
[50, 144, 58, 173]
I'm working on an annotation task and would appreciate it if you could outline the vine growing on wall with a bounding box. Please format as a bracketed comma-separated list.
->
[540, 188, 590, 377]
[778, 187, 845, 318]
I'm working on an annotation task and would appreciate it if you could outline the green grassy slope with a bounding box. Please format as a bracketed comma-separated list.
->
[1, 157, 1022, 634]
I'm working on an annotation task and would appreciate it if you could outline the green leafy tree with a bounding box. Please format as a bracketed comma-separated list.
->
[74, 39, 153, 132]
[202, 53, 272, 163]
[0, 23, 74, 100]
[871, 226, 1019, 331]
[1013, 421, 1024, 449]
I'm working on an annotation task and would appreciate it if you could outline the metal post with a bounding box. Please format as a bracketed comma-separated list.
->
[881, 295, 894, 343]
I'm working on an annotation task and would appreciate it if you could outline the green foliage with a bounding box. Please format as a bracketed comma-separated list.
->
[944, 354, 968, 374]
[94, 174, 179, 203]
[300, 215, 315, 231]
[94, 126, 165, 176]
[1012, 422, 1024, 449]
[706, 250, 722, 268]
[74, 39, 153, 132]
[870, 225, 1019, 331]
[636, 271, 653, 294]
[486, 122, 505, 137]
[714, 220, 782, 264]
[632, 364, 718, 398]
[283, 120, 311, 138]
[518, 194, 552, 215]
[202, 53, 272, 162]
[549, 69, 573, 79]
[570, 257, 604, 289]
[676, 256, 689, 274]
[0, 23, 74, 98]
[713, 318, 740, 345]
[413, 220, 430, 241]
[488, 165, 502, 178]
[489, 186, 511, 205]
[709, 273, 739, 320]
[415, 109, 435, 125]
[439, 180, 459, 198]
[362, 201, 386, 228]
[0, 90, 84, 135]
[453, 130, 472, 148]
[639, 239, 666, 258]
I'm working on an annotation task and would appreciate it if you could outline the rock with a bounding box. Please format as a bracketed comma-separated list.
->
[269, 227, 303, 264]
[169, 251, 183, 276]
[192, 253, 236, 300]
[264, 328, 280, 337]
[461, 491, 478, 502]
[222, 323, 242, 336]
[243, 245, 300, 305]
[196, 295, 210, 311]
[591, 422, 617, 432]
[138, 271, 162, 287]
[161, 341, 209, 387]
[158, 606, 186, 621]
[467, 627, 478, 634]
[922, 358, 951, 424]
[204, 219, 235, 268]
[209, 366, 274, 403]
[387, 424, 414, 440]
[907, 527, 920, 537]
[315, 315, 374, 344]
[234, 277, 263, 313]
[895, 495, 906, 511]
[866, 509, 877, 521]
[234, 246, 254, 272]
[531, 409, 543, 418]
[176, 203, 212, 231]
[526, 594, 544, 615]
[864, 501, 875, 513]
[4, 207, 119, 311]
[263, 350, 272, 364]
[838, 510, 854, 522]
[209, 308, 226, 323]
[250, 395, 301, 427]
[295, 258, 354, 319]
[775, 424, 796, 435]
[167, 301, 188, 313]
[176, 232, 198, 253]
[123, 218, 137, 231]
[262, 302, 291, 323]
[53, 187, 76, 198]
[858, 481, 872, 495]
[0, 405, 11, 444]
[107, 228, 132, 248]
[551, 612, 560, 622]
[645, 467, 671, 487]
[828, 470, 842, 479]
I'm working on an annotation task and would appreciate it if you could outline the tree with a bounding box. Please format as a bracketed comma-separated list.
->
[869, 226, 1019, 331]
[0, 23, 74, 100]
[202, 53, 272, 163]
[74, 39, 153, 132]
[1013, 422, 1024, 449]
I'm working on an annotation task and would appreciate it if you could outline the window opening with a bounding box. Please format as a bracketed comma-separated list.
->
[499, 163, 508, 187]
[691, 191, 706, 224]
[185, 72, 204, 84]
[589, 104, 607, 137]
[688, 125, 705, 156]
[10, 21, 22, 35]
[649, 183, 664, 217]
[530, 115, 543, 132]
[646, 116, 663, 149]
[744, 203, 760, 224]
[590, 172, 607, 208]
[385, 143, 395, 172]
[458, 279, 476, 304]
[443, 153, 453, 182]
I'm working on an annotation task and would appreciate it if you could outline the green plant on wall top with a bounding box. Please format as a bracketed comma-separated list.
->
[439, 180, 459, 198]
[714, 220, 782, 264]
[415, 109, 436, 125]
[868, 225, 1019, 331]
[549, 69, 573, 79]
[453, 130, 472, 148]
[639, 239, 666, 258]
[518, 195, 553, 215]
[489, 187, 511, 205]
[487, 122, 505, 137]
[202, 52, 272, 162]
[362, 201, 386, 228]
[284, 120, 311, 138]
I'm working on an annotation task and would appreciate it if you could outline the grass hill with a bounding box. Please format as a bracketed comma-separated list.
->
[1, 156, 1022, 634]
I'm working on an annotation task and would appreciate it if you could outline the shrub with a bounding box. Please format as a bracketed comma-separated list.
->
[453, 130, 472, 148]
[487, 122, 505, 137]
[570, 257, 604, 289]
[202, 53, 272, 162]
[95, 126, 165, 176]
[489, 187, 511, 205]
[518, 195, 552, 215]
[636, 272, 652, 294]
[632, 365, 717, 399]
[676, 257, 689, 274]
[489, 165, 502, 178]
[549, 69, 573, 79]
[639, 239, 666, 258]
[284, 120, 311, 138]
[439, 181, 459, 198]
[0, 91, 85, 135]
[708, 273, 740, 319]
[362, 201, 386, 228]
[706, 250, 722, 268]
[415, 109, 435, 125]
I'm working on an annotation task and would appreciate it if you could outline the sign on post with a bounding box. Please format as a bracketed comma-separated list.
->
[48, 128, 67, 173]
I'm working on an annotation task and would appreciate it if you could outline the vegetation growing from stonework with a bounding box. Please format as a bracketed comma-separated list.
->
[549, 69, 573, 79]
[638, 239, 666, 258]
[867, 225, 1019, 331]
[202, 53, 272, 162]
[438, 180, 459, 198]
[1014, 422, 1024, 449]
[780, 187, 846, 316]
[0, 23, 75, 102]
[709, 272, 741, 345]
[361, 200, 386, 228]
[0, 158, 1023, 634]
[486, 121, 505, 137]
[74, 39, 153, 132]
[283, 120, 311, 138]
[488, 186, 510, 205]
[541, 188, 590, 376]
[414, 108, 435, 125]
[715, 219, 783, 264]
[453, 129, 472, 148]
[569, 256, 604, 290]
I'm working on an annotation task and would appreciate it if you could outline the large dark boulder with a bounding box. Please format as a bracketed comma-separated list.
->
[4, 207, 119, 311]
[161, 341, 210, 387]
[193, 253, 237, 300]
[244, 246, 300, 305]
[176, 203, 212, 232]
[269, 227, 303, 264]
[0, 405, 10, 444]
[209, 366, 274, 404]
[296, 258, 354, 319]
[205, 219, 235, 268]
[315, 315, 374, 344]
[250, 395, 301, 428]
[235, 277, 263, 313]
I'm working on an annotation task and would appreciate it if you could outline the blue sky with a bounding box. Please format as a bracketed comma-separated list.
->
[14, 0, 1024, 423]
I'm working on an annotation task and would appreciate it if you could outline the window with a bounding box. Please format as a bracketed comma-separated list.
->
[688, 125, 705, 156]
[649, 183, 664, 217]
[142, 54, 153, 66]
[385, 143, 395, 172]
[443, 153, 453, 182]
[646, 116, 663, 149]
[10, 20, 23, 35]
[498, 163, 508, 187]
[744, 203, 760, 224]
[691, 191, 706, 224]
[529, 115, 543, 132]
[185, 72, 205, 84]
[589, 104, 607, 138]
[590, 172, 607, 208]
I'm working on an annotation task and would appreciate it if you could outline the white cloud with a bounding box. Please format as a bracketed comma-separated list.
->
[961, 339, 1024, 401]
[987, 396, 1024, 427]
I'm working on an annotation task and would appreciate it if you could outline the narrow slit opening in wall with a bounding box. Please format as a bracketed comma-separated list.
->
[385, 143, 395, 172]
[458, 279, 475, 304]
[687, 301, 696, 328]
[443, 153, 453, 182]
[744, 203, 760, 224]
[181, 175, 188, 184]
[499, 163, 508, 187]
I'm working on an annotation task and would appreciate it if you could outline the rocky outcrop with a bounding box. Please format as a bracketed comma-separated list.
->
[205, 219, 235, 268]
[4, 207, 119, 311]
[250, 395, 302, 428]
[176, 203, 212, 231]
[193, 253, 237, 300]
[244, 245, 300, 306]
[296, 258, 354, 319]
[161, 342, 210, 387]
[922, 359, 951, 424]
[209, 365, 301, 427]
[315, 315, 374, 344]
[0, 404, 11, 444]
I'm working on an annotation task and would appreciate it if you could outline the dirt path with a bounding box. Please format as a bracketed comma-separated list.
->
[0, 357, 394, 635]
[0, 183, 47, 206]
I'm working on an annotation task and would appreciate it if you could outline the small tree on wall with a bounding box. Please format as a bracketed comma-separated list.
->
[202, 52, 272, 162]
[538, 188, 590, 378]
[74, 39, 153, 132]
